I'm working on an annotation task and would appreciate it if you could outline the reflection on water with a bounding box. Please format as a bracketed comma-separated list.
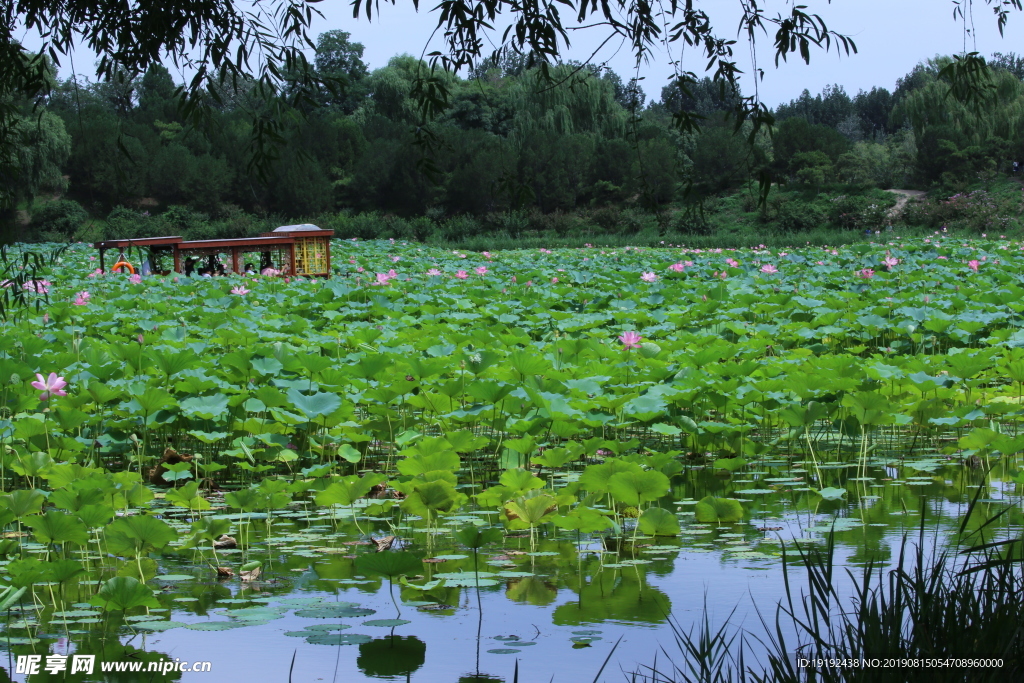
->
[357, 636, 426, 679]
[1, 457, 1021, 682]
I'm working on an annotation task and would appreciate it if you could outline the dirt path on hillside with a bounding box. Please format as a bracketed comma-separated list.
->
[885, 189, 926, 220]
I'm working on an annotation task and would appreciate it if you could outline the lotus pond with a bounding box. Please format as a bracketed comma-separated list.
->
[0, 237, 1023, 681]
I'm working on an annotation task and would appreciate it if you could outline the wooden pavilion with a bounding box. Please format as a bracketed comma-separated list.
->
[94, 224, 333, 277]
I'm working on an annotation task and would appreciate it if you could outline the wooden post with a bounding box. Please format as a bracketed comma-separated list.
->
[173, 246, 181, 274]
[325, 237, 331, 277]
[231, 247, 240, 274]
[99, 248, 105, 273]
[288, 245, 296, 276]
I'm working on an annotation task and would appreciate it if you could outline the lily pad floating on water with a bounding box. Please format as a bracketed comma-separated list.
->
[295, 605, 376, 619]
[487, 649, 522, 654]
[362, 619, 411, 627]
[154, 574, 194, 582]
[571, 630, 603, 635]
[185, 622, 246, 631]
[816, 487, 847, 501]
[135, 621, 187, 631]
[303, 623, 354, 632]
[306, 633, 373, 646]
[273, 597, 328, 606]
[223, 607, 285, 620]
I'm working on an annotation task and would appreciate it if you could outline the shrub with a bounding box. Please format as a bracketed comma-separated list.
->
[435, 215, 483, 242]
[771, 196, 828, 232]
[157, 205, 210, 239]
[672, 207, 713, 235]
[828, 194, 890, 230]
[31, 199, 87, 238]
[104, 206, 152, 240]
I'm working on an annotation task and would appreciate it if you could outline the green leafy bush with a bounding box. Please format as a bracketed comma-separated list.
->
[104, 206, 152, 240]
[32, 200, 87, 238]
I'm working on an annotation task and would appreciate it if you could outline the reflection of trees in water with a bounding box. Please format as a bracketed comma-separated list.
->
[505, 576, 557, 606]
[357, 635, 426, 679]
[553, 563, 671, 625]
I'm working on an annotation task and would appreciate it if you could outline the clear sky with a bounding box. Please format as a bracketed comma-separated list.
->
[22, 0, 1024, 108]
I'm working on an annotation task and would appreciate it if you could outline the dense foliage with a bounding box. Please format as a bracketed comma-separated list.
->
[1, 238, 1023, 678]
[7, 41, 1024, 246]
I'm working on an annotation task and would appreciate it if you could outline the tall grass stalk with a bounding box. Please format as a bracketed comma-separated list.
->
[628, 499, 1023, 682]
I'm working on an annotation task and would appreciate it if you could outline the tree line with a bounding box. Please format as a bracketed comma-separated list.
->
[5, 32, 1024, 242]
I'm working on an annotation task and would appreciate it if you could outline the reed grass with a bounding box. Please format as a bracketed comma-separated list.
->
[627, 491, 1024, 683]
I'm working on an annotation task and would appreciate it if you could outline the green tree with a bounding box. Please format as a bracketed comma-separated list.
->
[772, 116, 850, 178]
[138, 64, 179, 124]
[3, 110, 71, 207]
[314, 31, 370, 114]
[892, 56, 1024, 184]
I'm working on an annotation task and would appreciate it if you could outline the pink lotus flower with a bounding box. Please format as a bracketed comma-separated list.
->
[22, 279, 50, 294]
[760, 264, 778, 274]
[391, 256, 401, 262]
[551, 277, 559, 284]
[968, 260, 980, 272]
[475, 266, 488, 275]
[426, 268, 442, 276]
[619, 331, 643, 349]
[129, 273, 142, 284]
[73, 291, 90, 306]
[641, 272, 658, 282]
[858, 268, 874, 279]
[668, 263, 685, 272]
[455, 270, 469, 279]
[32, 372, 67, 401]
[482, 251, 492, 258]
[231, 285, 250, 295]
[883, 256, 899, 270]
[725, 258, 739, 268]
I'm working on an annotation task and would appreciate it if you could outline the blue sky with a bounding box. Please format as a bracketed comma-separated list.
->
[23, 0, 1024, 107]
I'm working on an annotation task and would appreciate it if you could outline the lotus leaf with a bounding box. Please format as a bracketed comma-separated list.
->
[694, 497, 745, 524]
